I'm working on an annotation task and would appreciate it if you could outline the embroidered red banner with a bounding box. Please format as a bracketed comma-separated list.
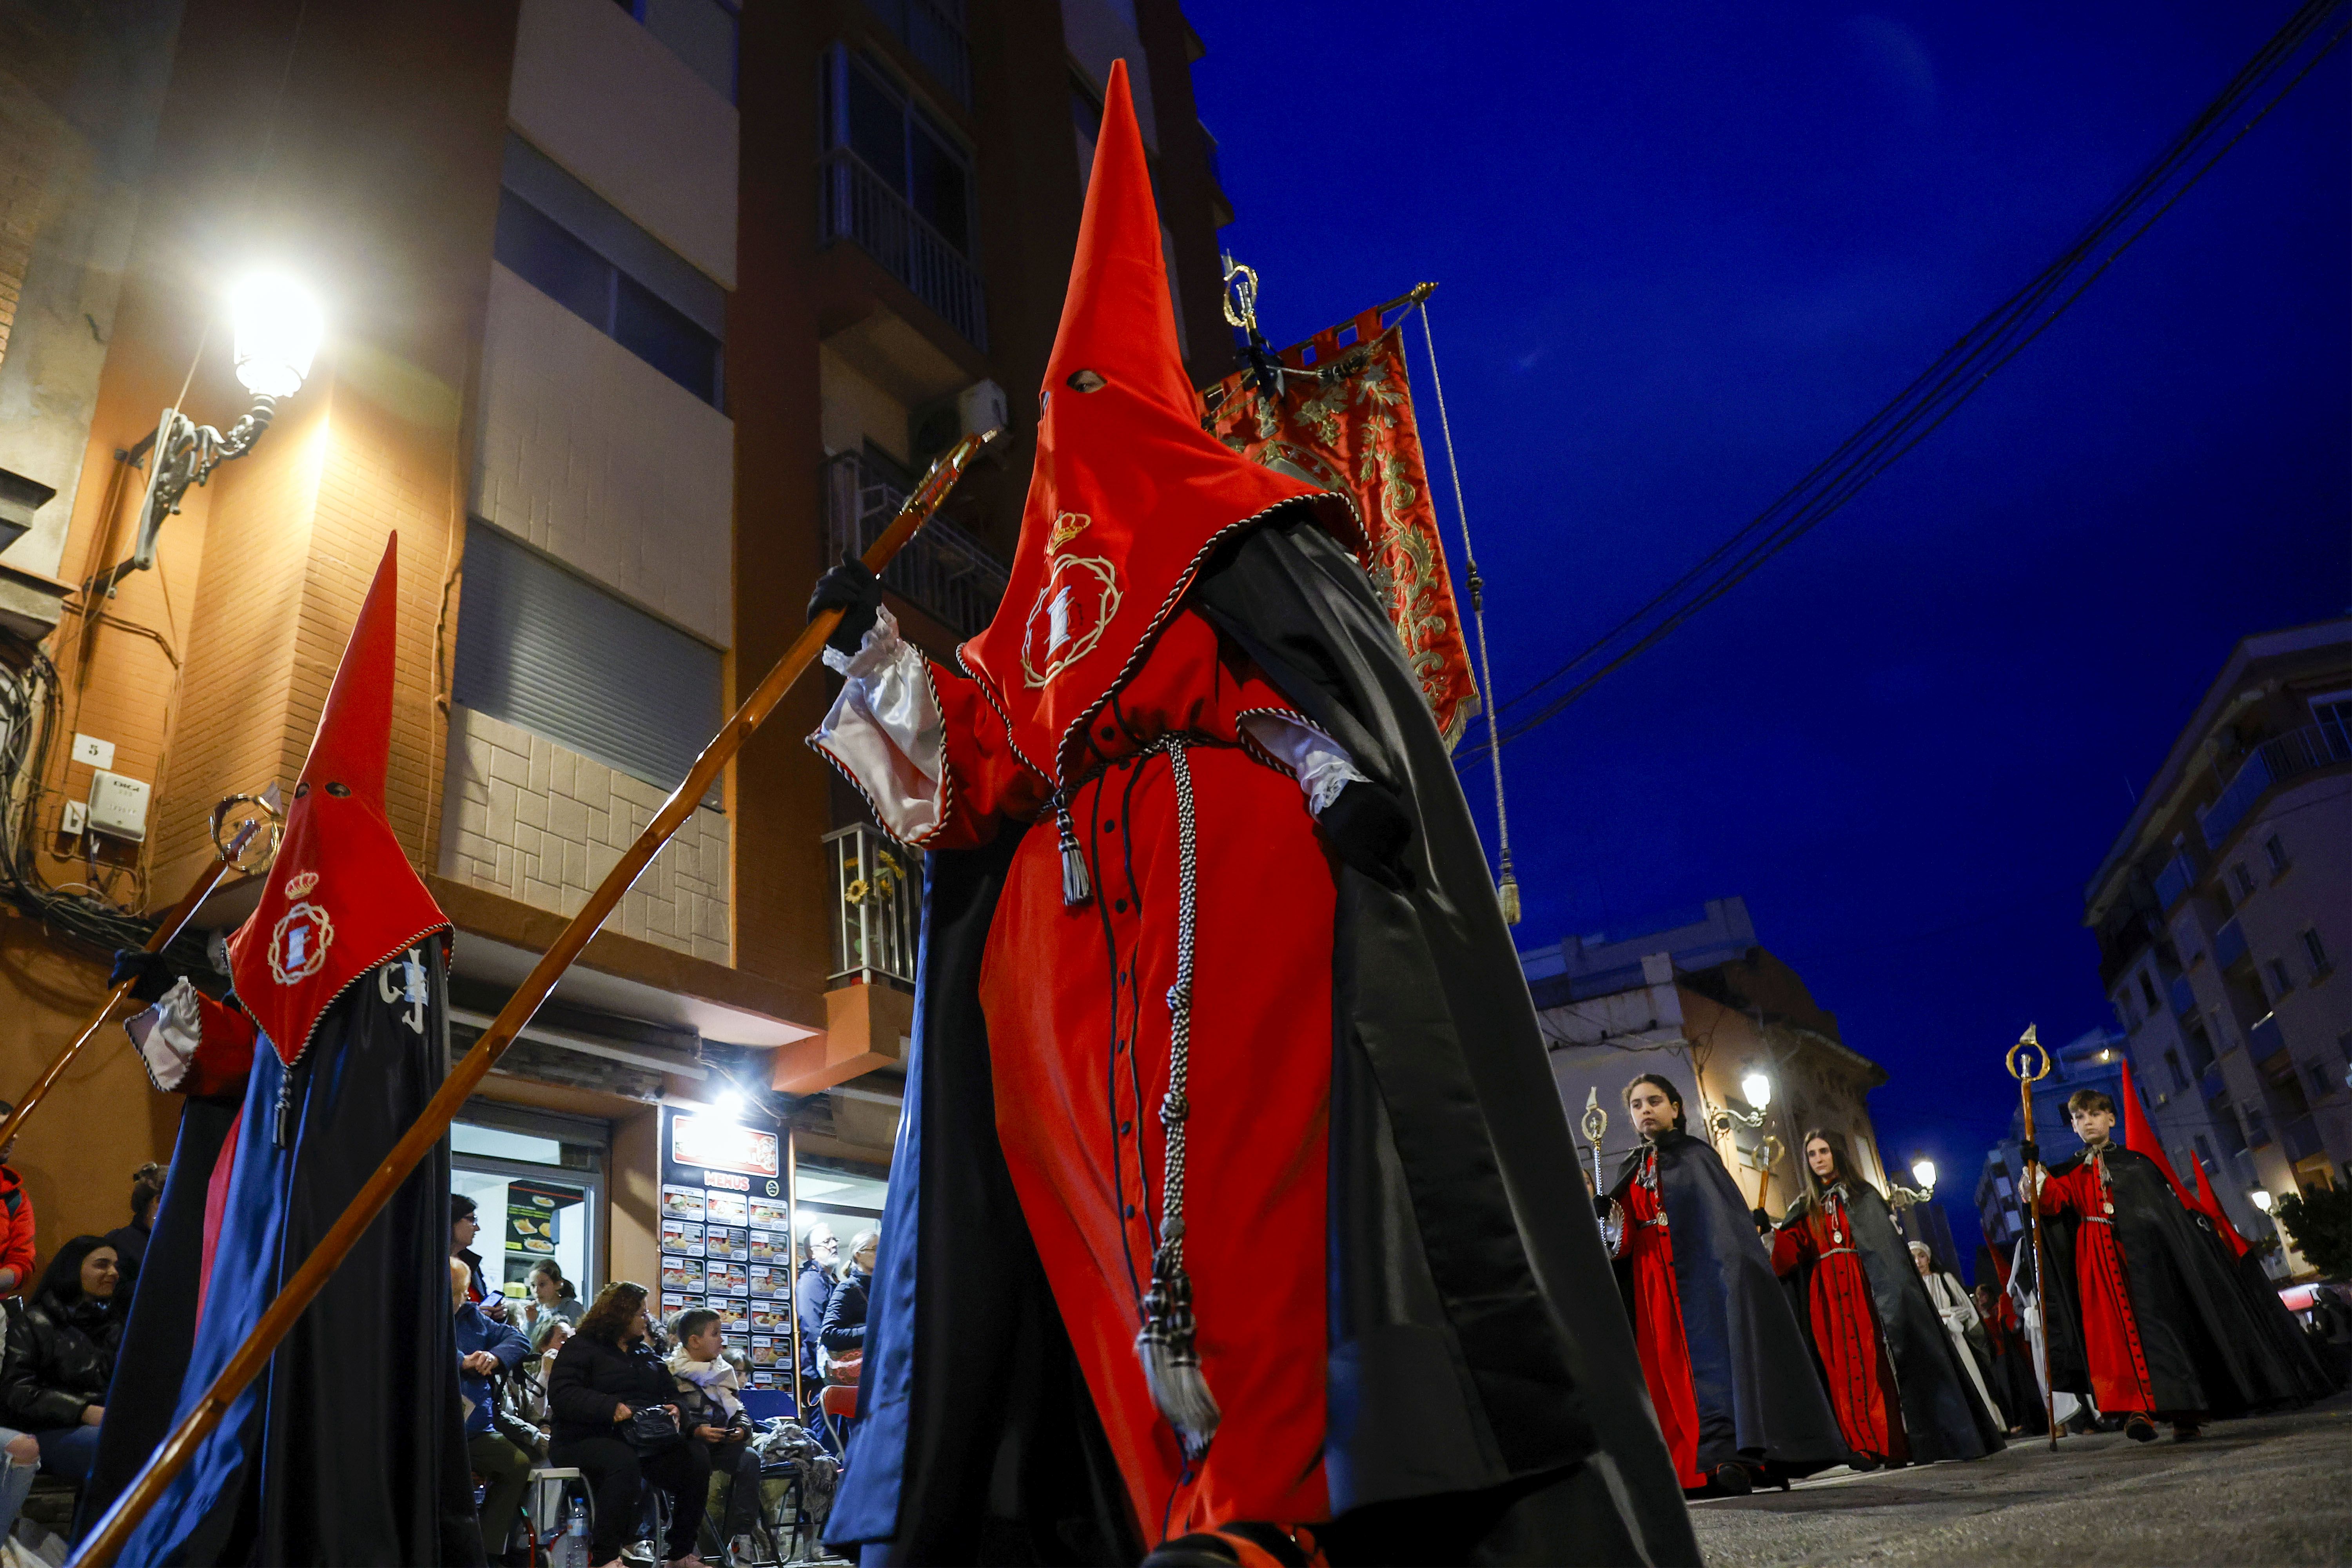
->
[1207, 321, 1481, 750]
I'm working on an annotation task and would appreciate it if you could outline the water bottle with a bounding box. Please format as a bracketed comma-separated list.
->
[557, 1496, 589, 1568]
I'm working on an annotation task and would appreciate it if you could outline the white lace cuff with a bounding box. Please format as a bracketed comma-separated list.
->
[1240, 711, 1369, 816]
[126, 976, 205, 1093]
[811, 609, 949, 844]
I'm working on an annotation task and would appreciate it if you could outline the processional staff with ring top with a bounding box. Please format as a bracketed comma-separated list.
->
[1581, 1085, 1608, 1194]
[2006, 1023, 2060, 1451]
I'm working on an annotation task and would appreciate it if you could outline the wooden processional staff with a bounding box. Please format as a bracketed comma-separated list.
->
[0, 800, 275, 1153]
[73, 430, 996, 1568]
[2007, 1024, 2059, 1452]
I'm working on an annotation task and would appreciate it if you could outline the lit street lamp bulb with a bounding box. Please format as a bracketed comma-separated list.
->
[230, 272, 323, 399]
[1740, 1072, 1771, 1111]
[2250, 1189, 2274, 1213]
[1911, 1158, 1937, 1191]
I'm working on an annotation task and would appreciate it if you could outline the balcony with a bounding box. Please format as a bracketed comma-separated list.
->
[826, 823, 922, 987]
[2248, 1011, 2288, 1064]
[819, 146, 987, 350]
[2200, 720, 2352, 849]
[2283, 1114, 2324, 1163]
[2214, 917, 2249, 972]
[2169, 973, 2198, 1019]
[2152, 850, 2198, 911]
[825, 450, 1007, 639]
[860, 0, 969, 106]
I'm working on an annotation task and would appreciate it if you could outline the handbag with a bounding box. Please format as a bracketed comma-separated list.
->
[819, 1346, 863, 1386]
[625, 1403, 682, 1454]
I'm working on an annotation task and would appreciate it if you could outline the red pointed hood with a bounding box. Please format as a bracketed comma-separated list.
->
[2190, 1157, 2251, 1260]
[2119, 1058, 2194, 1209]
[959, 59, 1360, 787]
[227, 537, 449, 1066]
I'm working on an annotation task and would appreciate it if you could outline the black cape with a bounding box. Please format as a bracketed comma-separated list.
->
[1780, 1186, 2002, 1460]
[88, 944, 480, 1565]
[1608, 1132, 1848, 1479]
[2189, 1210, 2338, 1399]
[826, 514, 1699, 1566]
[2038, 1145, 2305, 1417]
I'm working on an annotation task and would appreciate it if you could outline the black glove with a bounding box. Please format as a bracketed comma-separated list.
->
[2018, 1140, 2040, 1167]
[1318, 780, 1413, 885]
[109, 949, 177, 1004]
[805, 553, 882, 656]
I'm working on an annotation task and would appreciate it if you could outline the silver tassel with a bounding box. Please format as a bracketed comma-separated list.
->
[1134, 742, 1218, 1457]
[1058, 806, 1091, 906]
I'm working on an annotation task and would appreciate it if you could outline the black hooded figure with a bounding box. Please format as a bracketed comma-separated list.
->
[1600, 1074, 1849, 1492]
[1779, 1129, 2003, 1461]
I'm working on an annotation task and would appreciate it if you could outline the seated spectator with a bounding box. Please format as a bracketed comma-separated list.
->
[523, 1260, 583, 1336]
[517, 1319, 571, 1428]
[547, 1282, 708, 1568]
[454, 1259, 534, 1566]
[451, 1194, 511, 1323]
[0, 1108, 33, 1297]
[0, 1237, 125, 1490]
[668, 1308, 760, 1563]
[102, 1164, 167, 1275]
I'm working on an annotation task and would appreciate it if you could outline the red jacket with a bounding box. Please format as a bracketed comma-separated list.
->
[0, 1165, 33, 1291]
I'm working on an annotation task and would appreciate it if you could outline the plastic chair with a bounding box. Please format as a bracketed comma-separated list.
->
[524, 1466, 589, 1565]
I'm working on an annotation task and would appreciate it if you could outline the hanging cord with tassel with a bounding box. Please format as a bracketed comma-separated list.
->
[1416, 298, 1521, 926]
[1136, 740, 1219, 1457]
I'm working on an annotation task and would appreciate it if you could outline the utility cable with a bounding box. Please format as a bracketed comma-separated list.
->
[1461, 0, 2348, 762]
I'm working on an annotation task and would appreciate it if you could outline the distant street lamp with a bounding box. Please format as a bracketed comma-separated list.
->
[116, 271, 323, 590]
[1911, 1158, 1938, 1193]
[2251, 1189, 2274, 1213]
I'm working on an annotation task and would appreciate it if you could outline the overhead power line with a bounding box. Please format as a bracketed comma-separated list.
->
[1460, 0, 2349, 762]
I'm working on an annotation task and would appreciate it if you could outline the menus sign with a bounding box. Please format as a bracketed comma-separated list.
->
[670, 1114, 780, 1180]
[658, 1103, 790, 1390]
[505, 1180, 583, 1259]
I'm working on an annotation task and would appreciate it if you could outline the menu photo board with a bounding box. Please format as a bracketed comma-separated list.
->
[749, 1336, 780, 1369]
[670, 1112, 781, 1180]
[505, 1180, 583, 1260]
[706, 1225, 746, 1259]
[703, 1190, 749, 1227]
[749, 1301, 788, 1334]
[708, 1259, 749, 1296]
[661, 1219, 705, 1255]
[660, 1255, 705, 1294]
[749, 1196, 789, 1229]
[660, 1185, 707, 1222]
[715, 1299, 750, 1332]
[746, 1263, 782, 1299]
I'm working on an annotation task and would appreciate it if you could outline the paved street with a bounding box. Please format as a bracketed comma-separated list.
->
[1688, 1394, 2352, 1567]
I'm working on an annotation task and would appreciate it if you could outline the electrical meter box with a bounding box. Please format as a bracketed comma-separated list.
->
[87, 770, 152, 842]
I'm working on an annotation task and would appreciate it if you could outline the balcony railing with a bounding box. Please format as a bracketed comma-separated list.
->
[825, 450, 1007, 640]
[2169, 973, 2197, 1019]
[826, 823, 922, 987]
[819, 146, 987, 349]
[2152, 850, 2198, 912]
[2248, 1011, 2287, 1064]
[860, 0, 970, 106]
[2214, 917, 2249, 972]
[2200, 720, 2352, 849]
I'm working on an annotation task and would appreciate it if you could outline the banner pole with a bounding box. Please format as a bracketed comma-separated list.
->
[71, 431, 994, 1568]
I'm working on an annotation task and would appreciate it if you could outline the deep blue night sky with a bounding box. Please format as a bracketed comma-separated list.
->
[1190, 2, 2350, 1263]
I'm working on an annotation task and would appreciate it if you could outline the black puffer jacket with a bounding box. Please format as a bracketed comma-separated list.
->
[0, 1289, 123, 1429]
[819, 1269, 869, 1352]
[546, 1332, 678, 1446]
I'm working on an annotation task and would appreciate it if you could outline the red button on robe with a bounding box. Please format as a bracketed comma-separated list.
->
[1771, 1195, 1908, 1463]
[1612, 1153, 1706, 1488]
[2038, 1154, 2158, 1417]
[870, 609, 1335, 1538]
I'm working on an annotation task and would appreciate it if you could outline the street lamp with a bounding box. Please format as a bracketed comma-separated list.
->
[120, 270, 323, 588]
[2251, 1189, 2274, 1213]
[1911, 1158, 1938, 1193]
[1740, 1071, 1772, 1112]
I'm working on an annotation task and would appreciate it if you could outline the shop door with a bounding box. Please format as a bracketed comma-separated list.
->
[452, 1108, 608, 1329]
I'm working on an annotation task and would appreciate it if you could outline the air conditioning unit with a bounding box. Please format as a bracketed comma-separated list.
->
[87, 769, 152, 842]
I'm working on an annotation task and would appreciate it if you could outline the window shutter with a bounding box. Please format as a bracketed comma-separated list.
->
[454, 522, 724, 799]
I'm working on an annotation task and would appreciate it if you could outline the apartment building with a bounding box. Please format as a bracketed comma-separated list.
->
[2080, 618, 2351, 1277]
[0, 0, 1236, 1312]
[1521, 897, 1897, 1221]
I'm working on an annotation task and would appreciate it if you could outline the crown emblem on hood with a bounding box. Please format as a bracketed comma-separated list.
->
[284, 871, 320, 898]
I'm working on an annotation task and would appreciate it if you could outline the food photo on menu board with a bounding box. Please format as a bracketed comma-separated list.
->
[661, 1256, 706, 1293]
[662, 1292, 696, 1320]
[707, 1226, 745, 1259]
[750, 1338, 778, 1367]
[661, 1219, 705, 1254]
[661, 1185, 707, 1221]
[751, 1304, 786, 1332]
[717, 1300, 749, 1331]
[750, 1197, 788, 1228]
[704, 1190, 750, 1227]
[748, 1232, 780, 1263]
[747, 1264, 779, 1297]
[708, 1260, 746, 1295]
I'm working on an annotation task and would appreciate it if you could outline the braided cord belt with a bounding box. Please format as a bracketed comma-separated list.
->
[1134, 739, 1220, 1456]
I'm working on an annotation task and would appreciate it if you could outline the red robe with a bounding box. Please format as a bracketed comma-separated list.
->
[2038, 1149, 2159, 1417]
[830, 608, 1334, 1536]
[1611, 1150, 1705, 1488]
[1772, 1193, 1907, 1463]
